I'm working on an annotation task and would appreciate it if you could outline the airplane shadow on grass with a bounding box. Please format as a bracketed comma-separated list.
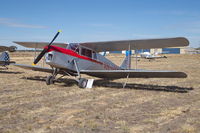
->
[21, 76, 193, 93]
[0, 70, 23, 74]
[21, 76, 77, 87]
[94, 79, 193, 93]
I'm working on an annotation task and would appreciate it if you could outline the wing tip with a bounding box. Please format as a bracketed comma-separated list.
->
[177, 37, 190, 47]
[179, 72, 187, 78]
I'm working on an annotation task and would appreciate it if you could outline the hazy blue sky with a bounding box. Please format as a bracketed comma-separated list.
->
[0, 0, 200, 49]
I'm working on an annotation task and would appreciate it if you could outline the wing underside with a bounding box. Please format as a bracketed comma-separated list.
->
[80, 37, 189, 52]
[13, 42, 68, 49]
[80, 70, 187, 78]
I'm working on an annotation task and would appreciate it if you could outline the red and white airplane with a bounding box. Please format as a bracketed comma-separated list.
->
[14, 31, 189, 88]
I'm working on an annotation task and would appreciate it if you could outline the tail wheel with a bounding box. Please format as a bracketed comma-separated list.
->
[46, 76, 55, 85]
[78, 78, 88, 88]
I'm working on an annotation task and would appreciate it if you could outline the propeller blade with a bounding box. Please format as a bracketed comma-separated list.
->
[33, 30, 61, 65]
[33, 49, 47, 65]
[47, 30, 61, 47]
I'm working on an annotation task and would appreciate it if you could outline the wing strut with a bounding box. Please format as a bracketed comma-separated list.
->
[73, 59, 81, 79]
[135, 49, 138, 69]
[128, 44, 131, 69]
[123, 44, 131, 88]
[123, 73, 130, 88]
[73, 59, 94, 88]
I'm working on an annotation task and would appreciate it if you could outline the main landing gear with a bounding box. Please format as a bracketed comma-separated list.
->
[45, 67, 90, 88]
[78, 78, 88, 88]
[46, 68, 59, 85]
[46, 74, 89, 88]
[46, 75, 55, 85]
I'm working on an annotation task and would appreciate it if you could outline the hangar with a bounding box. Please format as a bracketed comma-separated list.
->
[114, 47, 188, 54]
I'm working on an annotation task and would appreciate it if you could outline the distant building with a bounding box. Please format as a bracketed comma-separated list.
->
[110, 46, 188, 54]
[135, 47, 187, 54]
[162, 48, 180, 54]
[161, 47, 188, 54]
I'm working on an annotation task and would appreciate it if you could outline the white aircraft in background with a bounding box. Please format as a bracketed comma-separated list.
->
[140, 51, 167, 60]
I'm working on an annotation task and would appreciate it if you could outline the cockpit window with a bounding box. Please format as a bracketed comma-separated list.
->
[81, 48, 92, 58]
[68, 43, 79, 53]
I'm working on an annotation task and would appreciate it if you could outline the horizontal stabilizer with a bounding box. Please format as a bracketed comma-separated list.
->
[80, 69, 187, 78]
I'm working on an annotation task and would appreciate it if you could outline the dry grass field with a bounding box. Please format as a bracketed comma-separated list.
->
[0, 52, 200, 133]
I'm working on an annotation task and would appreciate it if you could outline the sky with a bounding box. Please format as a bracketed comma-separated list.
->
[0, 0, 200, 49]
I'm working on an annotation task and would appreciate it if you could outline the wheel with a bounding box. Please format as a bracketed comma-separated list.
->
[46, 76, 54, 85]
[78, 78, 88, 88]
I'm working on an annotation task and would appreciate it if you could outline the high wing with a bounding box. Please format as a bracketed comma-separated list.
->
[80, 37, 189, 52]
[80, 70, 187, 78]
[14, 37, 189, 52]
[13, 42, 68, 49]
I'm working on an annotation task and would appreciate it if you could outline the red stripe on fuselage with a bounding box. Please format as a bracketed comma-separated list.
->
[45, 46, 118, 70]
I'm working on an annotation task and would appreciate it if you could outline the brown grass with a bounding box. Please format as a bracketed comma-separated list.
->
[0, 52, 200, 133]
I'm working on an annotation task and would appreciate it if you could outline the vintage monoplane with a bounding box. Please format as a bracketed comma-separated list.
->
[0, 51, 15, 69]
[0, 45, 16, 68]
[14, 31, 189, 88]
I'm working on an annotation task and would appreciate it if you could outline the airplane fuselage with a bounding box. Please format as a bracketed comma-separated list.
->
[45, 45, 120, 72]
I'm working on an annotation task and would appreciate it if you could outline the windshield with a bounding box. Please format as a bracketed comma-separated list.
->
[68, 43, 79, 53]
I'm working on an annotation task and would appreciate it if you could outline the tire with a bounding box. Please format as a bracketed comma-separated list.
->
[46, 76, 54, 85]
[78, 78, 88, 88]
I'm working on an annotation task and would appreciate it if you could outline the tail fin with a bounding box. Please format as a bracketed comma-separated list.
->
[100, 51, 109, 56]
[120, 50, 131, 69]
[0, 51, 10, 62]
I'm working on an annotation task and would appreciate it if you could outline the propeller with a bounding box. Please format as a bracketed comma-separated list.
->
[33, 30, 61, 65]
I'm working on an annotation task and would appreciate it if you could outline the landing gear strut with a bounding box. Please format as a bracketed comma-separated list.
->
[73, 60, 89, 88]
[46, 75, 55, 85]
[46, 68, 59, 85]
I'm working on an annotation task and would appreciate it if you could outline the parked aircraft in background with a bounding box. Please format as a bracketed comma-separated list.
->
[139, 51, 167, 60]
[0, 46, 17, 52]
[14, 31, 189, 88]
[99, 51, 109, 56]
[0, 51, 15, 69]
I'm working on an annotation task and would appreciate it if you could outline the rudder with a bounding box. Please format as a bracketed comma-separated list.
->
[120, 50, 131, 69]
